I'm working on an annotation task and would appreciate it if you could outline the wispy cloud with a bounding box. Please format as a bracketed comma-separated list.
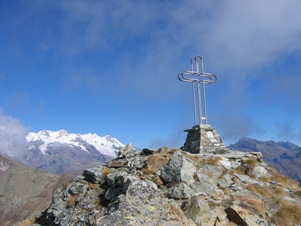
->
[56, 0, 301, 88]
[275, 119, 301, 145]
[214, 110, 265, 144]
[58, 0, 164, 55]
[6, 0, 301, 92]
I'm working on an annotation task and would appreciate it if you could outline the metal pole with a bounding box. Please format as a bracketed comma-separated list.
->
[200, 57, 204, 74]
[197, 81, 202, 125]
[192, 82, 197, 125]
[202, 81, 207, 124]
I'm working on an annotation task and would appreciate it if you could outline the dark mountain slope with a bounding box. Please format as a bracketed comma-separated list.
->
[0, 154, 73, 226]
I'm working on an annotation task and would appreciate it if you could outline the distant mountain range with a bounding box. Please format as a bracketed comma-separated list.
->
[7, 129, 301, 186]
[229, 137, 301, 185]
[19, 130, 125, 174]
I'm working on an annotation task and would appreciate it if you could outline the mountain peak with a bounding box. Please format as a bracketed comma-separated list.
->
[58, 129, 69, 136]
[36, 129, 69, 138]
[37, 130, 51, 137]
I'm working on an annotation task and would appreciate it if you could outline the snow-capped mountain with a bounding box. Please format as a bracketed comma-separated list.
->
[21, 130, 125, 174]
[26, 130, 124, 158]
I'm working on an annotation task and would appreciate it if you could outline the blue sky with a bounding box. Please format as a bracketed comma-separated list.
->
[0, 0, 301, 149]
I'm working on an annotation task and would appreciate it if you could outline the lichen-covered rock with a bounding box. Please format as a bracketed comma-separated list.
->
[97, 180, 195, 226]
[83, 167, 105, 184]
[118, 143, 134, 157]
[160, 150, 196, 185]
[34, 147, 301, 226]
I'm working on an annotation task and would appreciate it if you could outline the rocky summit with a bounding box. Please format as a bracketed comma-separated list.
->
[34, 144, 301, 226]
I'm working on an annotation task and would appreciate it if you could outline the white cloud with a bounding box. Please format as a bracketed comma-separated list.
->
[58, 0, 164, 55]
[201, 0, 301, 73]
[0, 110, 30, 158]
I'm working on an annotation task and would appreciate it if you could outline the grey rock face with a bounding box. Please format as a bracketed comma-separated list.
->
[83, 167, 106, 184]
[34, 147, 301, 226]
[160, 150, 196, 184]
[118, 143, 134, 157]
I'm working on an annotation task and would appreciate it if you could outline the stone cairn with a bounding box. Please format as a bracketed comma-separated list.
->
[181, 124, 228, 154]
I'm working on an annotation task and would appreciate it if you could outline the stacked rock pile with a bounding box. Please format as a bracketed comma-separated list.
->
[182, 124, 228, 154]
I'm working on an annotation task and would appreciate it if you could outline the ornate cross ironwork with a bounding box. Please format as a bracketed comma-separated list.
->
[178, 56, 217, 125]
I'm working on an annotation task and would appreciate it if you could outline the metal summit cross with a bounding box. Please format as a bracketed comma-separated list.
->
[178, 56, 227, 154]
[178, 56, 217, 126]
